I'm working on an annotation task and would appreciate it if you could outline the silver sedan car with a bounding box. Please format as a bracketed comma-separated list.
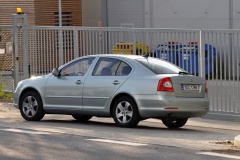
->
[13, 54, 209, 128]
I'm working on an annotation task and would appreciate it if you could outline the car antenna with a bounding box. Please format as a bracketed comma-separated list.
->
[142, 48, 152, 58]
[142, 53, 149, 58]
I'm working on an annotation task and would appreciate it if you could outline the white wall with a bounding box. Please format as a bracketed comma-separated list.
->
[108, 0, 144, 28]
[82, 0, 240, 29]
[82, 0, 144, 28]
[233, 0, 240, 29]
[107, 0, 144, 28]
[149, 0, 239, 29]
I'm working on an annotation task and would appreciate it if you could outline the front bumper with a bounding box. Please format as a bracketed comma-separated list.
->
[13, 103, 19, 109]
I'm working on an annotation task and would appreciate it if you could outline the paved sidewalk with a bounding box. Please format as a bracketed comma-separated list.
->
[145, 117, 240, 131]
[146, 117, 240, 149]
[0, 101, 16, 112]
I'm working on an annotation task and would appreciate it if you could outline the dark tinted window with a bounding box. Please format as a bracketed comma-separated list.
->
[136, 58, 184, 74]
[93, 58, 121, 76]
[93, 57, 132, 76]
[115, 62, 132, 76]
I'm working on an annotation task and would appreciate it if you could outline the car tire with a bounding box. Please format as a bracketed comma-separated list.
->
[112, 96, 140, 128]
[162, 118, 188, 129]
[72, 115, 92, 122]
[19, 91, 45, 121]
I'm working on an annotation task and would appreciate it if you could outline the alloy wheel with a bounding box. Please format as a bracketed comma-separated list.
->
[115, 101, 133, 124]
[22, 96, 38, 118]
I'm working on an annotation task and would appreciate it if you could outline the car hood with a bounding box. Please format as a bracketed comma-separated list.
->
[17, 74, 50, 89]
[29, 75, 47, 80]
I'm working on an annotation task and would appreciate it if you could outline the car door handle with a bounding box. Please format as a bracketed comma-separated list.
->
[113, 80, 120, 85]
[75, 80, 82, 85]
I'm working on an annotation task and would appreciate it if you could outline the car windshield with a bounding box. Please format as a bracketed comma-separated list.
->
[136, 58, 185, 74]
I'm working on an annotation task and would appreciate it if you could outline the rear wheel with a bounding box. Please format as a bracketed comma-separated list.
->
[162, 118, 188, 129]
[19, 91, 45, 121]
[72, 115, 92, 122]
[112, 96, 140, 128]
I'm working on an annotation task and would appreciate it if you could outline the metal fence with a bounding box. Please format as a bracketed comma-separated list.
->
[2, 14, 240, 119]
[24, 27, 201, 77]
[202, 30, 240, 117]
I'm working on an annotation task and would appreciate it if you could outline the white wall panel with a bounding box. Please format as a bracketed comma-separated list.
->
[107, 0, 144, 28]
[151, 0, 230, 29]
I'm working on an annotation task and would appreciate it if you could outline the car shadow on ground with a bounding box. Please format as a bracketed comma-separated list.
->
[36, 117, 203, 133]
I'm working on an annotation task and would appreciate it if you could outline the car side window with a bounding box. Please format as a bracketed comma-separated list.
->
[60, 57, 95, 76]
[115, 62, 132, 76]
[92, 58, 121, 76]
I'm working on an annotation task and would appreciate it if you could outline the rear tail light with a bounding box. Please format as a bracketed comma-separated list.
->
[158, 77, 174, 92]
[164, 107, 178, 110]
[205, 80, 208, 93]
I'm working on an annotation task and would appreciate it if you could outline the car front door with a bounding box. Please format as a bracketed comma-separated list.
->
[83, 57, 132, 110]
[44, 57, 95, 111]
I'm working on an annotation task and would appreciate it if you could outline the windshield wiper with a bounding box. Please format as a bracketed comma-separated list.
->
[179, 71, 189, 75]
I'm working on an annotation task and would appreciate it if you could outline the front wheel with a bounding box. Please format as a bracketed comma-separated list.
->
[112, 97, 140, 128]
[162, 118, 188, 129]
[19, 91, 45, 121]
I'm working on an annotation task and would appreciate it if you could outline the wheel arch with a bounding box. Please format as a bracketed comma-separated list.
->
[110, 93, 137, 116]
[19, 87, 42, 105]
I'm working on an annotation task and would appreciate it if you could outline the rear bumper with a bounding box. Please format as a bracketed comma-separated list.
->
[134, 94, 209, 118]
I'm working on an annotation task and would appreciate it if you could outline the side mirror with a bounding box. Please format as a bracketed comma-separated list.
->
[52, 68, 60, 76]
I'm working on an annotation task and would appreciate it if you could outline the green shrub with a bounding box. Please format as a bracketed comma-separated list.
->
[0, 83, 4, 94]
[0, 82, 13, 100]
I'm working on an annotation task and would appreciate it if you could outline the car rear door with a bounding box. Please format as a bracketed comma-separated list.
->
[83, 57, 132, 110]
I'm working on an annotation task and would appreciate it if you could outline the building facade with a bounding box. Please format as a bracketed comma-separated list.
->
[0, 0, 82, 26]
[82, 0, 240, 29]
[0, 0, 82, 74]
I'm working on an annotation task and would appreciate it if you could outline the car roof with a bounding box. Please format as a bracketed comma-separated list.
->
[82, 54, 142, 60]
[59, 54, 145, 70]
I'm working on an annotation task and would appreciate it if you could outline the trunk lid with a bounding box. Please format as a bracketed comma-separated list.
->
[170, 75, 206, 98]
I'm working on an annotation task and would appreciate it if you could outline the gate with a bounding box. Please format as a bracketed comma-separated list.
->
[2, 13, 240, 120]
[0, 25, 13, 92]
[202, 30, 240, 120]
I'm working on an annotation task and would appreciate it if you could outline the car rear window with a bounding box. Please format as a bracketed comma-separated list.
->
[136, 58, 184, 74]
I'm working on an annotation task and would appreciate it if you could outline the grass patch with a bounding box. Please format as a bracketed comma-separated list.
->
[0, 83, 13, 100]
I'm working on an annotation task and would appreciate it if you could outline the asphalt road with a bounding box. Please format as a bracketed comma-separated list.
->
[0, 102, 240, 160]
[0, 127, 232, 160]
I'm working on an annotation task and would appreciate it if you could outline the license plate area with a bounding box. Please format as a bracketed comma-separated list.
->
[181, 84, 199, 91]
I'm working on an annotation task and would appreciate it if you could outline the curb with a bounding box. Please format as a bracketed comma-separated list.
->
[0, 101, 17, 112]
[234, 135, 240, 148]
[0, 99, 13, 103]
